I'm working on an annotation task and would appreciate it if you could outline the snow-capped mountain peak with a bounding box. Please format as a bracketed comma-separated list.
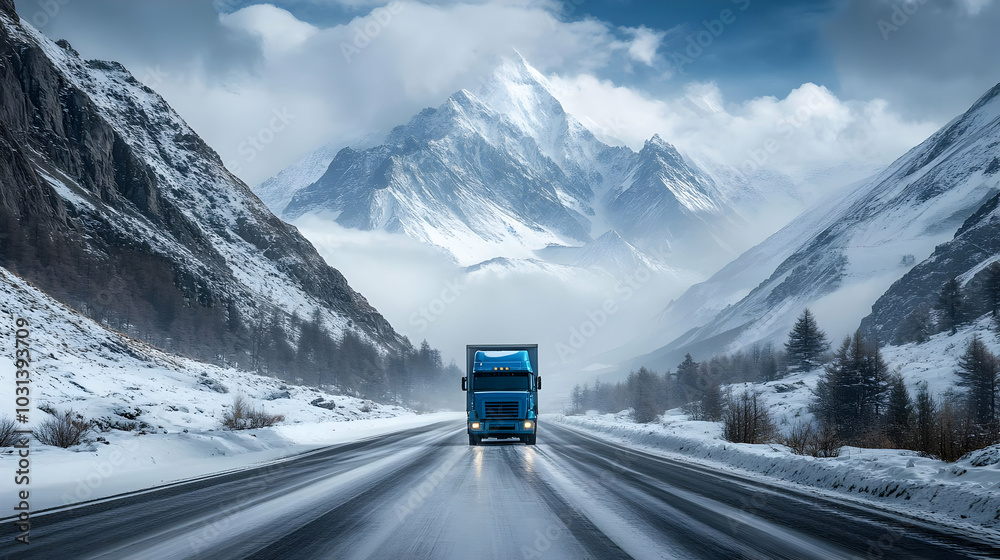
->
[267, 55, 803, 274]
[471, 54, 608, 188]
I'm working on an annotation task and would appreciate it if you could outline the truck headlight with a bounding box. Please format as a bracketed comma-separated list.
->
[471, 422, 481, 430]
[524, 421, 533, 430]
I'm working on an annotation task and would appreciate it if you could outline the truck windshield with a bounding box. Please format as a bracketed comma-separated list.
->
[474, 373, 531, 391]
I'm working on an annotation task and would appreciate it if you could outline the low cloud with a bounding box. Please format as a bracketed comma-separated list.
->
[293, 216, 689, 388]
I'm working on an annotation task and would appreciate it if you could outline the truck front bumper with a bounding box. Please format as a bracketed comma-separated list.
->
[469, 419, 535, 438]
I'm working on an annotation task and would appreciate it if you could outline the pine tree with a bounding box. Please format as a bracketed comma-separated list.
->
[955, 334, 999, 427]
[570, 384, 584, 414]
[811, 337, 854, 432]
[810, 331, 887, 438]
[628, 367, 663, 423]
[785, 309, 830, 371]
[886, 374, 913, 447]
[914, 382, 936, 454]
[759, 342, 779, 382]
[937, 277, 963, 335]
[675, 353, 701, 403]
[701, 380, 723, 421]
[862, 336, 891, 418]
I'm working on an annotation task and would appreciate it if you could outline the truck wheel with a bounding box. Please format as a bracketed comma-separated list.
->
[526, 433, 536, 445]
[469, 434, 479, 446]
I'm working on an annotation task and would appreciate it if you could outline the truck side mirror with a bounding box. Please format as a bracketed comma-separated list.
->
[536, 377, 542, 390]
[462, 377, 468, 391]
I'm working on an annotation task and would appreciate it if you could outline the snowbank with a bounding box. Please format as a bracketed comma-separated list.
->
[551, 410, 1000, 533]
[1, 411, 461, 512]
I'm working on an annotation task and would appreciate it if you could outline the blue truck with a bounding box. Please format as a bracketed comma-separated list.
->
[462, 344, 540, 445]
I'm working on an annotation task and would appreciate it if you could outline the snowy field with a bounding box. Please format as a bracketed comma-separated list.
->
[0, 268, 462, 511]
[552, 322, 1000, 533]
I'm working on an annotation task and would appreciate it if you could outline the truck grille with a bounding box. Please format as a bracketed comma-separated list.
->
[484, 401, 519, 418]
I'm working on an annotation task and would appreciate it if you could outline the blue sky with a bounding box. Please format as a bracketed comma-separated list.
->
[16, 0, 1000, 186]
[559, 0, 841, 97]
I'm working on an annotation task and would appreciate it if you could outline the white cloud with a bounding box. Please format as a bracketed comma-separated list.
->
[622, 25, 665, 67]
[148, 1, 627, 186]
[547, 73, 939, 194]
[220, 4, 319, 57]
[29, 0, 949, 196]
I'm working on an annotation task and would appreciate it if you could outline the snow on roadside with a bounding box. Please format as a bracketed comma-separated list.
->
[550, 409, 1000, 533]
[0, 268, 463, 511]
[3, 411, 461, 513]
[550, 316, 1000, 532]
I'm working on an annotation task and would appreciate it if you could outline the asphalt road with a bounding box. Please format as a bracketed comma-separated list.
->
[3, 420, 999, 559]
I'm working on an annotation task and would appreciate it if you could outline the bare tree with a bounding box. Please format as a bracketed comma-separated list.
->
[723, 389, 777, 444]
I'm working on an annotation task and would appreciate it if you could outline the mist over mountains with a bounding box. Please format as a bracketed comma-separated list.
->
[258, 53, 1000, 388]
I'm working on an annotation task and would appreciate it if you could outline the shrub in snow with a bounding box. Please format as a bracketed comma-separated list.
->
[222, 394, 284, 430]
[723, 389, 777, 444]
[0, 415, 18, 447]
[33, 409, 92, 448]
[781, 419, 814, 455]
[112, 406, 143, 420]
[809, 423, 841, 458]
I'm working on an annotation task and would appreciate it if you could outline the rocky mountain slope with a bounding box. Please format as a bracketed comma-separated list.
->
[861, 87, 1000, 340]
[635, 81, 1000, 369]
[0, 2, 406, 382]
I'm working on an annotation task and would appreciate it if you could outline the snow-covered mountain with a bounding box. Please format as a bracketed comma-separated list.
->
[636, 81, 1000, 370]
[283, 86, 594, 265]
[0, 3, 406, 373]
[861, 86, 1000, 341]
[255, 143, 340, 216]
[0, 265, 404, 437]
[267, 56, 798, 273]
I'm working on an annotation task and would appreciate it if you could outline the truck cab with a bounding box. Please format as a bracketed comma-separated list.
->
[462, 345, 540, 445]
